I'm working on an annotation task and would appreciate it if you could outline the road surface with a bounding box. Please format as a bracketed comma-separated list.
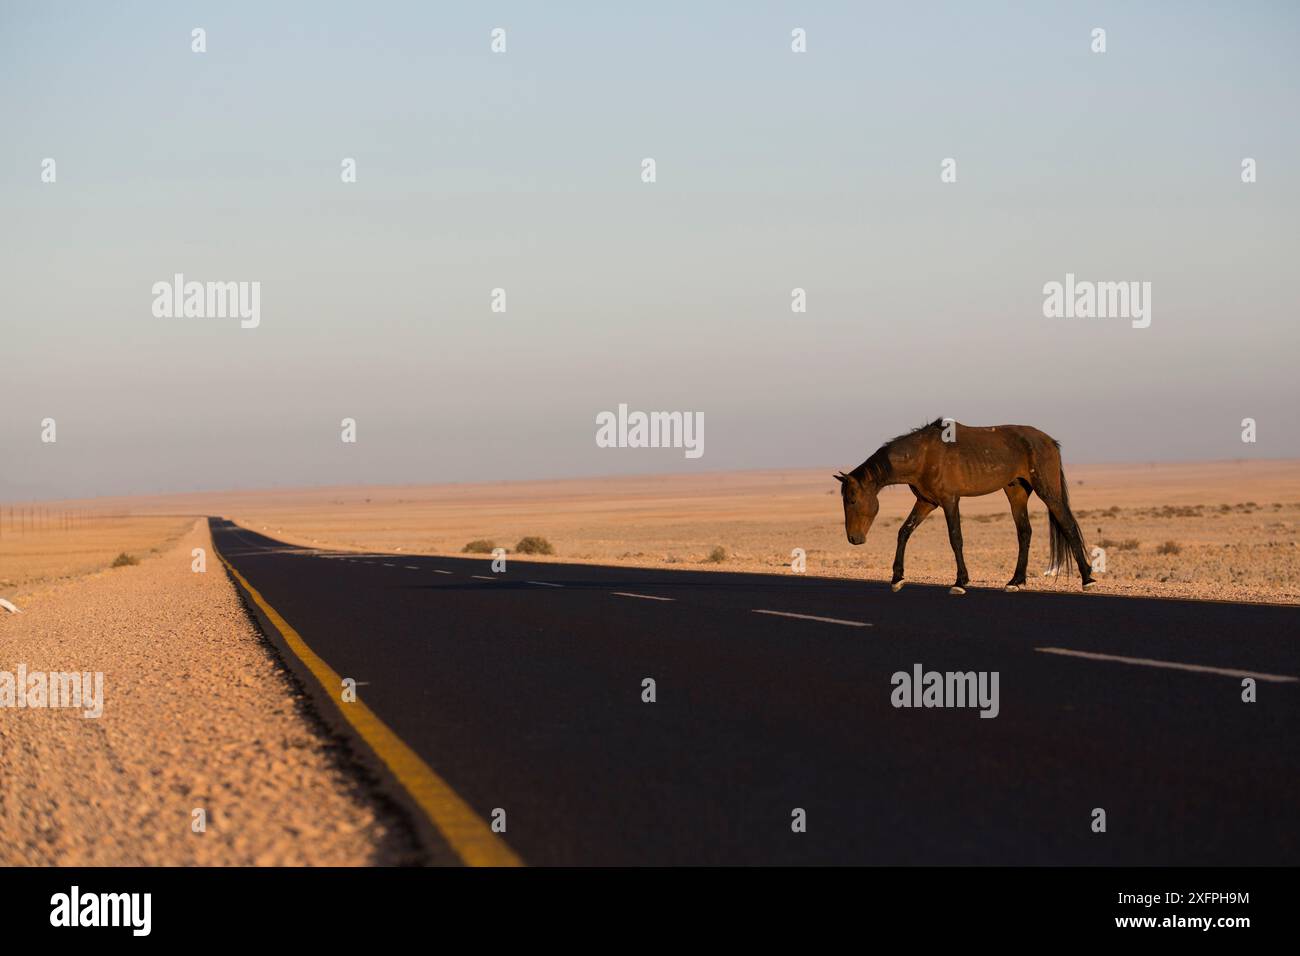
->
[209, 518, 1299, 866]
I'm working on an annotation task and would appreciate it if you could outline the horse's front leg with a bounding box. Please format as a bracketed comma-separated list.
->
[891, 498, 936, 591]
[941, 498, 969, 594]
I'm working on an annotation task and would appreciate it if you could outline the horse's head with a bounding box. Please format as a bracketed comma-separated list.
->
[835, 471, 879, 545]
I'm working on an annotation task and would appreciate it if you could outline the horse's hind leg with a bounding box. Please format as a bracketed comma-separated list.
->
[941, 498, 970, 594]
[1029, 469, 1094, 587]
[1004, 481, 1031, 591]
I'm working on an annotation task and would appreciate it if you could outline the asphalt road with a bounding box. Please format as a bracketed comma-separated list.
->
[209, 518, 1299, 866]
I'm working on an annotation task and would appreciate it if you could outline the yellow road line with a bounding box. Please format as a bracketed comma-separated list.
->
[216, 548, 523, 867]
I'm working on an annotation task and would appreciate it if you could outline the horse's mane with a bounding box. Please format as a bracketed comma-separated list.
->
[853, 418, 946, 485]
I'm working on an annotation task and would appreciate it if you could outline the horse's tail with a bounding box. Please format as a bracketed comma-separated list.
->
[1046, 465, 1086, 577]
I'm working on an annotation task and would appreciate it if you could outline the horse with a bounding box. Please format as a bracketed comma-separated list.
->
[835, 419, 1095, 594]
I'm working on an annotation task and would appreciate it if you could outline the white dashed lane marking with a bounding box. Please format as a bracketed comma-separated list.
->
[613, 592, 675, 602]
[1036, 647, 1299, 683]
[751, 609, 871, 628]
[472, 575, 497, 581]
[527, 581, 563, 588]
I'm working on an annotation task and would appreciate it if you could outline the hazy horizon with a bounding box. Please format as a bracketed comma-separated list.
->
[4, 2, 1298, 500]
[7, 455, 1299, 510]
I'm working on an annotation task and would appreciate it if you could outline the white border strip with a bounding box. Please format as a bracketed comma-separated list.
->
[752, 609, 871, 628]
[1036, 647, 1298, 683]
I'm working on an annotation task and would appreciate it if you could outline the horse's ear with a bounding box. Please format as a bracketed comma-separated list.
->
[833, 472, 847, 483]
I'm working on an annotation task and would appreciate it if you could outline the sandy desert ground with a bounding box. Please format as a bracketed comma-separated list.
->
[18, 459, 1298, 606]
[0, 513, 193, 599]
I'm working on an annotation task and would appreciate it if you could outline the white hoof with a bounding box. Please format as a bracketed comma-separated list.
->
[891, 580, 905, 592]
[1004, 584, 1020, 592]
[1082, 580, 1097, 590]
[949, 586, 966, 595]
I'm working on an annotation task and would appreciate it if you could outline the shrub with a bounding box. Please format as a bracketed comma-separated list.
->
[461, 539, 496, 554]
[1157, 540, 1182, 555]
[705, 546, 727, 563]
[111, 552, 139, 568]
[1097, 538, 1139, 551]
[514, 536, 554, 555]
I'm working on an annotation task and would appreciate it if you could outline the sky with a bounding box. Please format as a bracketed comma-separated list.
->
[2, 1, 1298, 499]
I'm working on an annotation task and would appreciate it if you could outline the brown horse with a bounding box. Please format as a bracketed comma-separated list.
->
[835, 419, 1095, 594]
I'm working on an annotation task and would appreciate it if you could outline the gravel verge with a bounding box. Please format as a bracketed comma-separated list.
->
[0, 518, 419, 865]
